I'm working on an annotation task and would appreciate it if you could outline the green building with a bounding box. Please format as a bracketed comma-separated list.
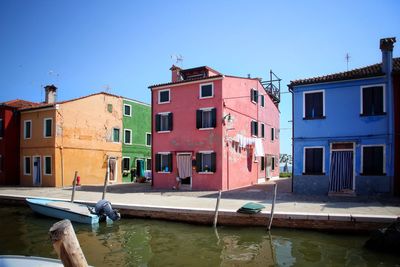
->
[121, 98, 151, 182]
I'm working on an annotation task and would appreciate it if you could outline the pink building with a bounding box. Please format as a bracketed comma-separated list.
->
[149, 65, 280, 190]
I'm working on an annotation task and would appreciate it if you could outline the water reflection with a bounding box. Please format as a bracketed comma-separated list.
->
[0, 206, 399, 266]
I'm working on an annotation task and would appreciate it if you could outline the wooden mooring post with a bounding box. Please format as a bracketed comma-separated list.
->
[213, 190, 222, 228]
[49, 219, 88, 267]
[71, 171, 78, 203]
[267, 183, 278, 231]
[102, 169, 109, 200]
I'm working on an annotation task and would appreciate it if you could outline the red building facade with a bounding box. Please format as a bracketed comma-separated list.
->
[0, 100, 38, 185]
[150, 66, 280, 190]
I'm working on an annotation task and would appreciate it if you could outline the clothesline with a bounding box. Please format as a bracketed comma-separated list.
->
[232, 134, 265, 157]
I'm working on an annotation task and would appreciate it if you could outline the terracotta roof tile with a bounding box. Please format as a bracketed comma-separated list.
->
[289, 58, 400, 88]
[2, 99, 40, 109]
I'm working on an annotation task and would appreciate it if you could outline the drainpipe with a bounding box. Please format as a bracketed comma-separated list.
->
[380, 37, 396, 178]
[150, 87, 154, 187]
[288, 86, 294, 193]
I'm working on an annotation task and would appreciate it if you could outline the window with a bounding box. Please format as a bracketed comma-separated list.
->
[261, 123, 265, 138]
[146, 158, 151, 170]
[196, 108, 216, 129]
[124, 104, 132, 116]
[261, 156, 265, 171]
[146, 133, 151, 146]
[251, 121, 258, 136]
[362, 145, 385, 175]
[107, 104, 113, 113]
[24, 156, 31, 175]
[122, 157, 130, 171]
[272, 156, 275, 171]
[158, 89, 170, 104]
[156, 113, 173, 132]
[304, 91, 324, 119]
[155, 153, 172, 172]
[260, 95, 265, 107]
[361, 85, 385, 116]
[196, 152, 216, 173]
[124, 129, 132, 144]
[113, 128, 120, 142]
[250, 89, 258, 103]
[0, 118, 3, 138]
[304, 147, 324, 175]
[200, 83, 214, 99]
[44, 156, 52, 175]
[24, 120, 32, 139]
[271, 127, 275, 141]
[44, 118, 52, 138]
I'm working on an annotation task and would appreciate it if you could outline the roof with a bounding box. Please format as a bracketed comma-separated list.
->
[1, 99, 40, 109]
[19, 91, 150, 112]
[149, 74, 224, 88]
[289, 57, 400, 88]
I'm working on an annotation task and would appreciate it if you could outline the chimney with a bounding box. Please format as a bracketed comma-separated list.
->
[380, 37, 396, 74]
[170, 65, 182, 83]
[44, 85, 57, 104]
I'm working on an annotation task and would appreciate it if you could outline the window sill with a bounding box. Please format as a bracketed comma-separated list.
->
[360, 173, 386, 176]
[199, 127, 215, 131]
[198, 172, 214, 174]
[123, 114, 132, 117]
[124, 143, 132, 145]
[199, 96, 214, 99]
[158, 101, 170, 105]
[303, 116, 326, 120]
[43, 136, 53, 138]
[360, 112, 386, 117]
[157, 131, 171, 133]
[157, 171, 171, 174]
[302, 172, 325, 175]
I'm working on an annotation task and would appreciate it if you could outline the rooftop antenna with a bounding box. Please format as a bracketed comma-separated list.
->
[345, 53, 351, 71]
[170, 54, 184, 66]
[103, 84, 111, 93]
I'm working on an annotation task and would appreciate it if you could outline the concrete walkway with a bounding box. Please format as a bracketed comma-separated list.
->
[0, 178, 399, 229]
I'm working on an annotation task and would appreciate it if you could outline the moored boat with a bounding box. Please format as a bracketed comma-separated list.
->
[0, 255, 63, 266]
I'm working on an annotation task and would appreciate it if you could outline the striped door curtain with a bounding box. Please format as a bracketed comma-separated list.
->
[177, 154, 192, 179]
[329, 151, 353, 192]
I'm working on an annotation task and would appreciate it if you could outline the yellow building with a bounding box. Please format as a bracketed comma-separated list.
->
[20, 86, 123, 187]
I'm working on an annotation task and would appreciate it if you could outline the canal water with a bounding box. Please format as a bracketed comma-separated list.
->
[0, 206, 398, 267]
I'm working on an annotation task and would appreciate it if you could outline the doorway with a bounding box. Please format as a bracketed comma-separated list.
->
[177, 153, 192, 186]
[33, 156, 41, 186]
[108, 157, 118, 182]
[329, 143, 355, 193]
[136, 159, 145, 178]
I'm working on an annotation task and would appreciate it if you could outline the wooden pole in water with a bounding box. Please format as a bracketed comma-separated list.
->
[267, 183, 277, 231]
[49, 219, 88, 267]
[213, 190, 222, 228]
[71, 171, 78, 203]
[102, 168, 109, 200]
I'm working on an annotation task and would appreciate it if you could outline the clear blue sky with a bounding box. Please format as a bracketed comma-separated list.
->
[1, 0, 399, 155]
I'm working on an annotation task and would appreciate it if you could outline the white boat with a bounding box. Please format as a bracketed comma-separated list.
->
[26, 198, 99, 224]
[0, 255, 63, 266]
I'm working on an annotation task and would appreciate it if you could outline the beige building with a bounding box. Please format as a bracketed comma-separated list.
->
[20, 86, 123, 187]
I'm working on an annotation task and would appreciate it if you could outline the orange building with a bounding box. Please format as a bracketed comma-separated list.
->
[20, 86, 123, 187]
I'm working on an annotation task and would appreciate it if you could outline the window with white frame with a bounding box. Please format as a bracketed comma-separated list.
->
[303, 90, 324, 119]
[303, 147, 324, 175]
[196, 108, 216, 129]
[200, 83, 214, 99]
[124, 104, 132, 116]
[24, 120, 32, 139]
[196, 151, 216, 173]
[44, 156, 52, 175]
[361, 85, 385, 116]
[362, 145, 385, 175]
[250, 89, 258, 103]
[112, 128, 120, 142]
[44, 118, 52, 138]
[156, 113, 173, 132]
[146, 133, 151, 146]
[122, 157, 130, 171]
[261, 123, 265, 138]
[146, 158, 151, 170]
[124, 129, 132, 144]
[155, 153, 172, 172]
[260, 95, 265, 107]
[158, 89, 170, 104]
[261, 156, 265, 171]
[271, 127, 275, 141]
[251, 121, 258, 136]
[24, 156, 31, 175]
[0, 118, 3, 138]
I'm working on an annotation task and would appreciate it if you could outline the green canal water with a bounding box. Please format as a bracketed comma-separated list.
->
[0, 206, 399, 267]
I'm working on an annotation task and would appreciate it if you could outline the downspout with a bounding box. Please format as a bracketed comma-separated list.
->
[150, 87, 154, 187]
[289, 86, 294, 193]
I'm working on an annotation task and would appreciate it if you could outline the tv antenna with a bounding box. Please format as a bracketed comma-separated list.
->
[345, 53, 351, 71]
[103, 84, 111, 93]
[171, 54, 184, 66]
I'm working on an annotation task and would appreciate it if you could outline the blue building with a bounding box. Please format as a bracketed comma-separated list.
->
[289, 37, 399, 196]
